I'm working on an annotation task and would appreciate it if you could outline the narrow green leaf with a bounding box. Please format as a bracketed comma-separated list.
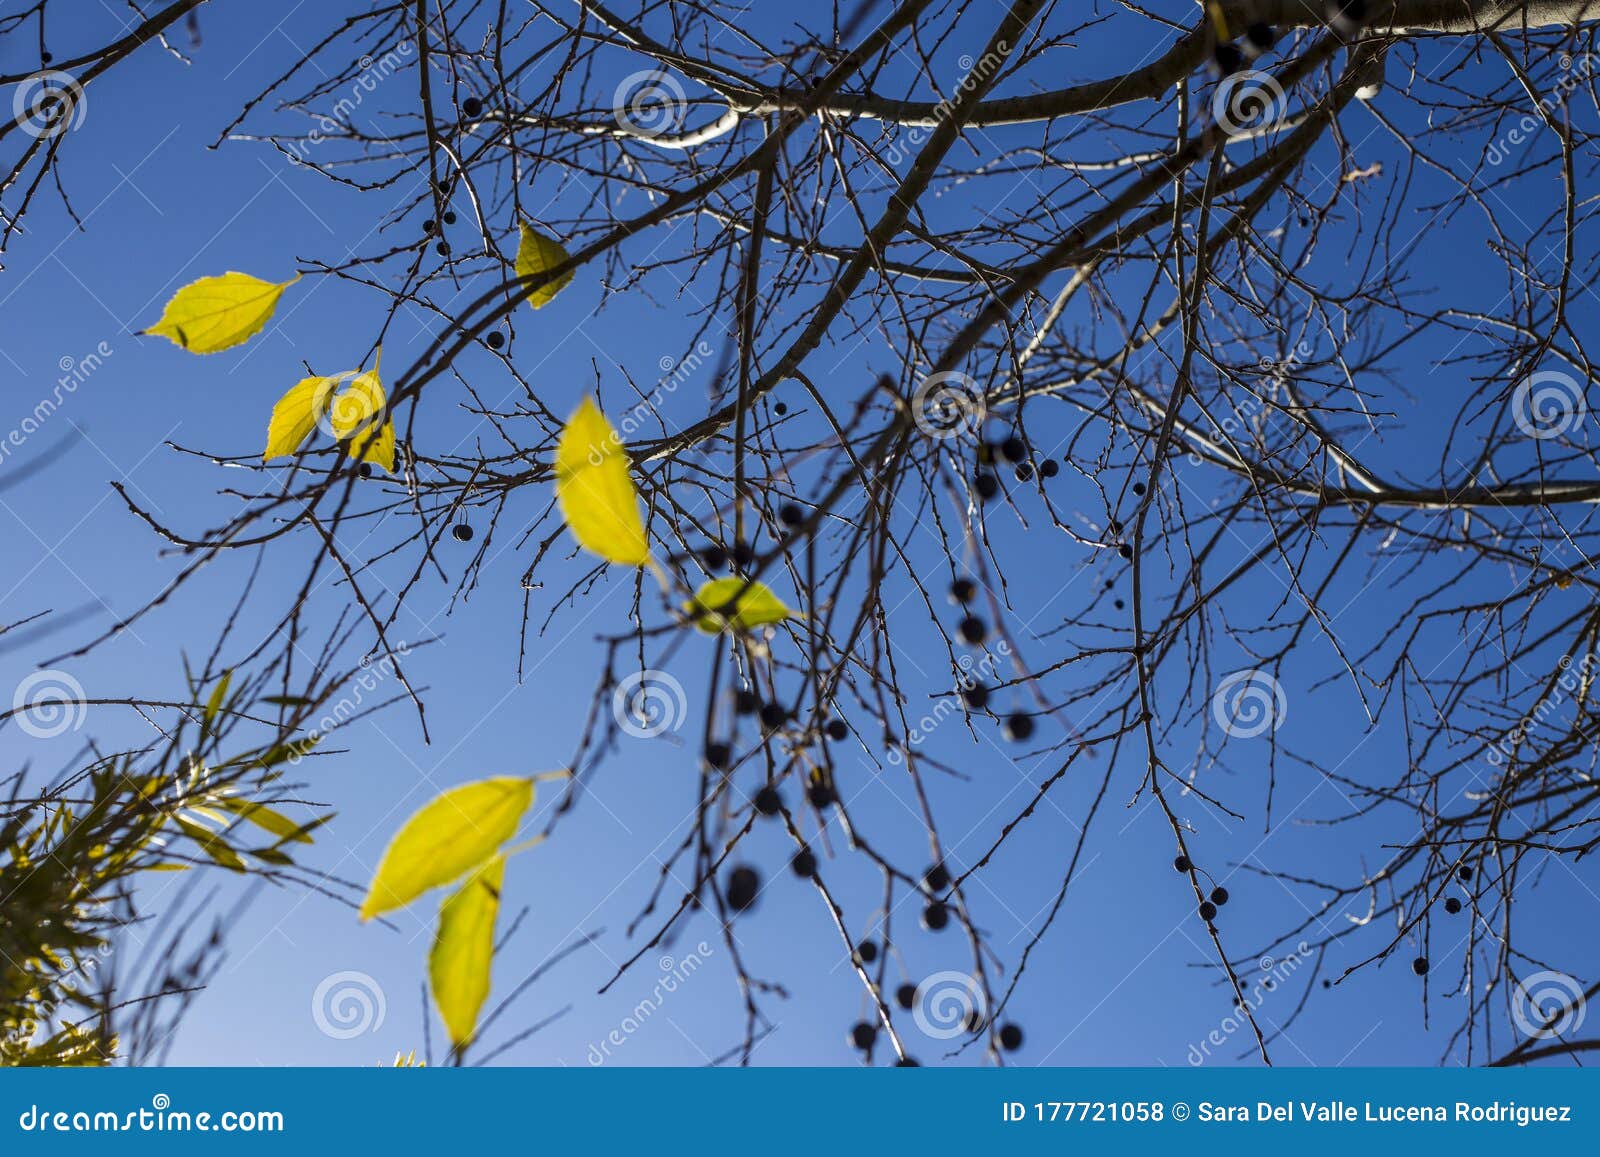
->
[203, 670, 232, 730]
[215, 797, 315, 844]
[173, 816, 246, 872]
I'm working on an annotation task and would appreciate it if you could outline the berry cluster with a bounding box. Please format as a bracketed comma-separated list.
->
[946, 577, 1033, 742]
[972, 433, 1060, 502]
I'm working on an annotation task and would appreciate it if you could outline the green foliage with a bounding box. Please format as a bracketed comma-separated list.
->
[1, 665, 338, 1067]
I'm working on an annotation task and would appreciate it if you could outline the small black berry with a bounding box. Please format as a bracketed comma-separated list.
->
[1412, 956, 1429, 976]
[774, 402, 788, 415]
[1245, 22, 1277, 49]
[921, 901, 950, 931]
[759, 702, 788, 729]
[1199, 901, 1218, 921]
[1458, 866, 1473, 881]
[999, 436, 1026, 463]
[700, 544, 728, 571]
[734, 689, 759, 715]
[1210, 886, 1229, 905]
[1114, 599, 1125, 610]
[895, 1057, 920, 1067]
[486, 331, 505, 350]
[792, 848, 817, 878]
[896, 983, 917, 1010]
[957, 615, 987, 645]
[1014, 463, 1034, 482]
[443, 211, 457, 225]
[1003, 713, 1034, 742]
[1133, 482, 1146, 495]
[704, 742, 732, 770]
[451, 522, 473, 541]
[778, 502, 804, 526]
[1213, 42, 1244, 75]
[753, 785, 782, 816]
[825, 718, 848, 741]
[358, 463, 373, 479]
[949, 577, 976, 603]
[435, 240, 451, 256]
[923, 863, 951, 893]
[1174, 855, 1191, 872]
[40, 51, 52, 64]
[1039, 459, 1059, 478]
[974, 472, 999, 501]
[731, 541, 756, 570]
[1118, 543, 1133, 559]
[962, 682, 989, 709]
[849, 1022, 877, 1050]
[462, 96, 484, 117]
[808, 781, 836, 808]
[727, 865, 760, 911]
[856, 940, 879, 965]
[998, 1023, 1024, 1051]
[1443, 897, 1462, 914]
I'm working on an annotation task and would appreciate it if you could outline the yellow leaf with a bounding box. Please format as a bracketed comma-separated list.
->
[359, 777, 534, 921]
[328, 365, 396, 474]
[687, 577, 794, 633]
[555, 397, 649, 565]
[142, 272, 298, 354]
[515, 224, 574, 309]
[429, 855, 505, 1049]
[264, 376, 339, 461]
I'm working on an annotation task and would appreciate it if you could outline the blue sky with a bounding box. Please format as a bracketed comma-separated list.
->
[2, 2, 1595, 1068]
